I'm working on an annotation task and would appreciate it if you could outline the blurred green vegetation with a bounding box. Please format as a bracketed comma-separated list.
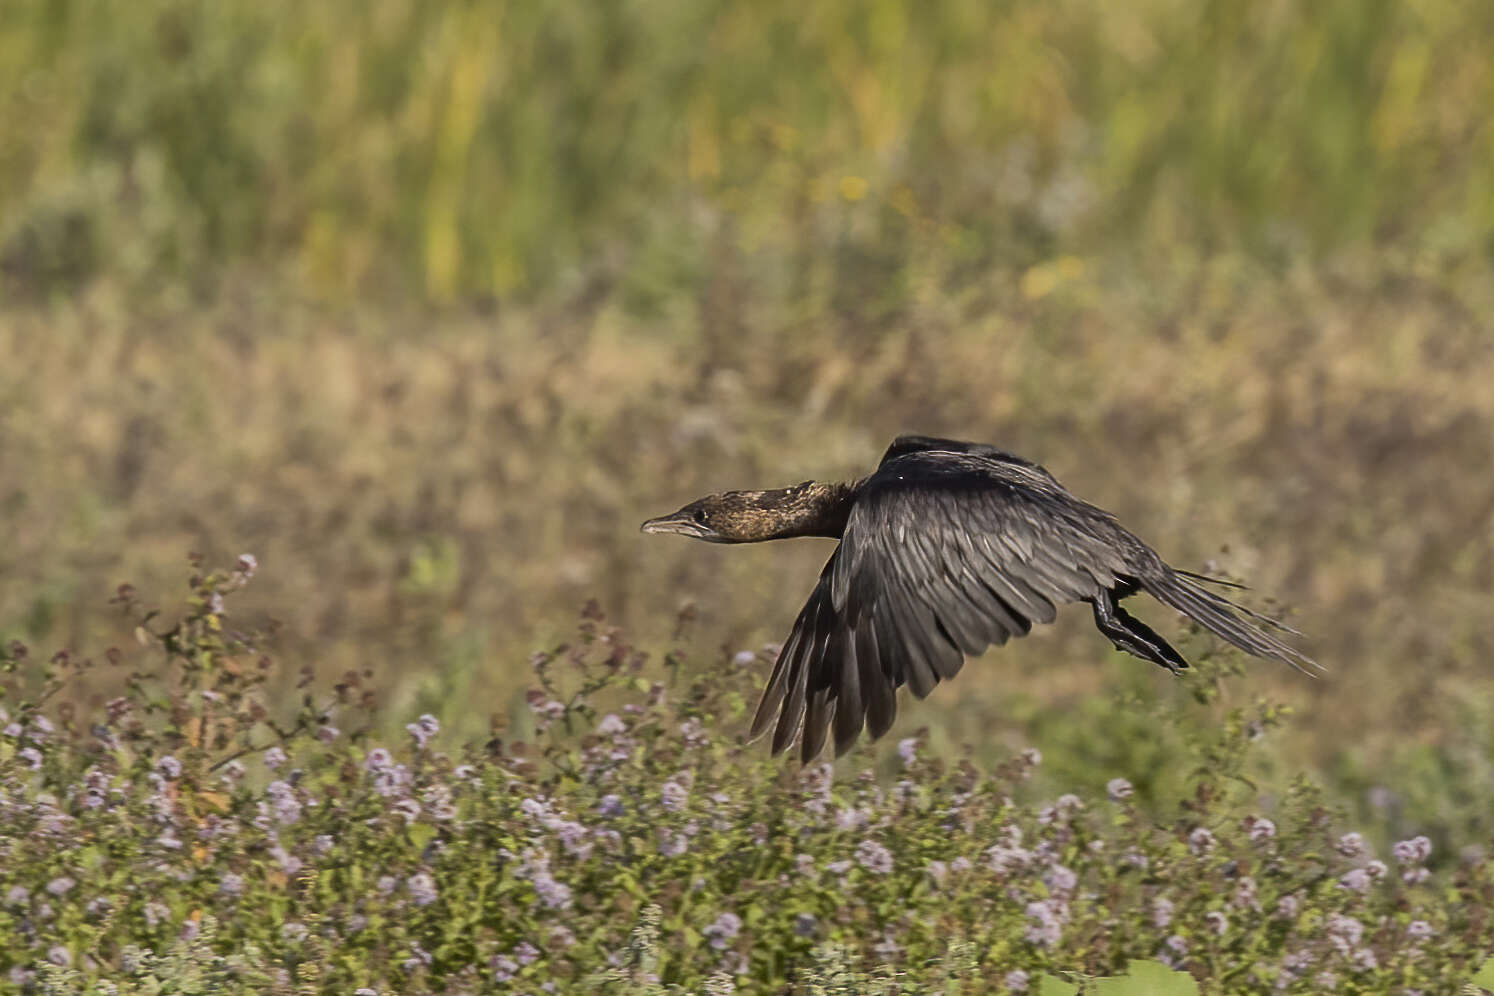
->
[2, 0, 1494, 864]
[2, 0, 1492, 301]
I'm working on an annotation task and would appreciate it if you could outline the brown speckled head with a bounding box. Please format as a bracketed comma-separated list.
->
[641, 481, 855, 543]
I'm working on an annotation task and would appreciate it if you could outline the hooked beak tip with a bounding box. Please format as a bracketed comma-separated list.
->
[640, 515, 681, 535]
[640, 513, 715, 540]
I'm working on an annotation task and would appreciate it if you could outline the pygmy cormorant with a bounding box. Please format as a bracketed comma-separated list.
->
[642, 435, 1314, 762]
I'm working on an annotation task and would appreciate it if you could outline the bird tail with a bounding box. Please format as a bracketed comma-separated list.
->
[1144, 570, 1320, 675]
[1172, 567, 1249, 590]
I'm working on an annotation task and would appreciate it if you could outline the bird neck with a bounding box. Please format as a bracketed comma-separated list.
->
[728, 481, 857, 541]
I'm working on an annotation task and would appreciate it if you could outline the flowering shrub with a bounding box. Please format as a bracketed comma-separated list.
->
[1, 559, 1492, 993]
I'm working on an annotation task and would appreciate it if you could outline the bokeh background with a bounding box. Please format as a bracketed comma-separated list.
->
[3, 0, 1493, 853]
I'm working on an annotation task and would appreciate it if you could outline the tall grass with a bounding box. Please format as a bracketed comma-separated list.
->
[2, 0, 1492, 302]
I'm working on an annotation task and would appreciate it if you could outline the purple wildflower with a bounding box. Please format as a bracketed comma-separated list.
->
[1005, 970, 1030, 992]
[661, 780, 689, 812]
[155, 756, 183, 780]
[1188, 826, 1216, 854]
[1046, 865, 1078, 895]
[1246, 815, 1277, 842]
[657, 828, 689, 857]
[407, 872, 438, 907]
[219, 873, 244, 898]
[1023, 899, 1065, 948]
[1231, 876, 1260, 912]
[794, 913, 817, 937]
[1406, 920, 1434, 942]
[373, 764, 411, 798]
[1326, 913, 1363, 955]
[1205, 911, 1229, 936]
[1336, 832, 1367, 858]
[46, 877, 75, 897]
[1106, 778, 1133, 802]
[364, 748, 392, 772]
[267, 780, 301, 824]
[1152, 897, 1174, 928]
[407, 716, 436, 748]
[856, 838, 894, 874]
[898, 738, 918, 766]
[1394, 835, 1432, 882]
[703, 912, 743, 950]
[1339, 868, 1372, 893]
[532, 871, 572, 910]
[1393, 835, 1433, 863]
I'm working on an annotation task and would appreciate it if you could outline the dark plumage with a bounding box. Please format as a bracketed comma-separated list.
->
[642, 435, 1314, 762]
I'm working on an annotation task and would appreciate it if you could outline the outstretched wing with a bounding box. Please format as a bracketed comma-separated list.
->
[747, 449, 1315, 763]
[748, 451, 1138, 762]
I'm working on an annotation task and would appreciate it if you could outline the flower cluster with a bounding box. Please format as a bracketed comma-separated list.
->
[0, 562, 1486, 994]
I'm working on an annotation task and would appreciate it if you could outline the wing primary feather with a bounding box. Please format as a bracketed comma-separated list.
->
[832, 625, 865, 756]
[748, 625, 804, 741]
[770, 611, 819, 755]
[800, 687, 833, 763]
[856, 621, 897, 741]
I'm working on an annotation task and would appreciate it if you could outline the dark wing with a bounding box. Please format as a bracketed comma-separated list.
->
[747, 450, 1316, 763]
[748, 451, 1135, 762]
[878, 434, 1057, 480]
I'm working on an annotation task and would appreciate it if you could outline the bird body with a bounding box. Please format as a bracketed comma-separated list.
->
[642, 435, 1313, 762]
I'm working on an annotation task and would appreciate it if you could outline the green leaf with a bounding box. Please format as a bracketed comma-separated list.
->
[1093, 960, 1199, 996]
[1038, 975, 1079, 996]
[1471, 956, 1494, 988]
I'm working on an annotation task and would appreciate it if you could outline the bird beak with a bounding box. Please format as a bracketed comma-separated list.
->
[640, 510, 718, 541]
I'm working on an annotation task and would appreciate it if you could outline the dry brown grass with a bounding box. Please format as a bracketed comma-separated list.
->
[4, 254, 1491, 848]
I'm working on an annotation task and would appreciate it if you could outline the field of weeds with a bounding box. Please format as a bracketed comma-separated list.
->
[2, 0, 1494, 990]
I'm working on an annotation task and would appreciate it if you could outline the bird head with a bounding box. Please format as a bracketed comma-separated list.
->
[640, 492, 755, 543]
[641, 482, 838, 543]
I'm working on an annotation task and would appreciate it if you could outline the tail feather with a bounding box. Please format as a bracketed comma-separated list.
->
[1173, 567, 1249, 591]
[1145, 571, 1320, 675]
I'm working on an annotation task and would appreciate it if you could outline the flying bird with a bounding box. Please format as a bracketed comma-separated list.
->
[642, 435, 1313, 762]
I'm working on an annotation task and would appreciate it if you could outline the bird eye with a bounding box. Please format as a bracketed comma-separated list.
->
[692, 509, 707, 524]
